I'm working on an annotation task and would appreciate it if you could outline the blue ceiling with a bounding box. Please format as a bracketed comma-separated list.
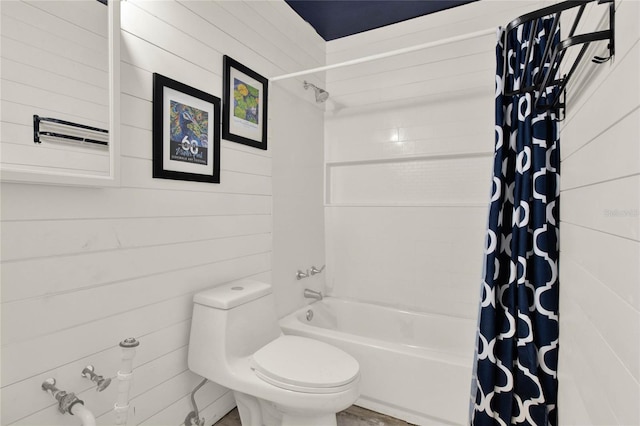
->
[285, 0, 478, 41]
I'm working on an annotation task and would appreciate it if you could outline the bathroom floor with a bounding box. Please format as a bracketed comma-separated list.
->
[214, 405, 414, 426]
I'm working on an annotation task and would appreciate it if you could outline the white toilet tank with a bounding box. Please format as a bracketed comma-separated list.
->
[188, 280, 282, 381]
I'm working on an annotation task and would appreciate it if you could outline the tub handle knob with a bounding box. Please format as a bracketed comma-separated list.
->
[296, 269, 309, 280]
[310, 265, 325, 276]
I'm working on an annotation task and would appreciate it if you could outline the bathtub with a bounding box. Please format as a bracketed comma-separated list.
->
[279, 297, 475, 425]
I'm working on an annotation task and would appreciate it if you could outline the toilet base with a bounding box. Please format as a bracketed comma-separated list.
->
[233, 391, 338, 426]
[234, 391, 263, 426]
[282, 413, 336, 426]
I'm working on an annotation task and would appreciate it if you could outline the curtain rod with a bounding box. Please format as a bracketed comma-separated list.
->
[270, 27, 496, 82]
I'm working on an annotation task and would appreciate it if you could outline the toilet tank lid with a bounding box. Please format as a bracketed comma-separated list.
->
[193, 280, 272, 310]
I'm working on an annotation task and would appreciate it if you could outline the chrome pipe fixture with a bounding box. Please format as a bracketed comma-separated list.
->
[185, 378, 208, 426]
[81, 365, 111, 392]
[296, 269, 309, 280]
[303, 81, 329, 103]
[310, 265, 325, 276]
[115, 337, 140, 425]
[304, 288, 323, 301]
[41, 378, 84, 415]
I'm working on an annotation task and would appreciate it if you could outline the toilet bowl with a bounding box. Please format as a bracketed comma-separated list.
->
[187, 280, 360, 426]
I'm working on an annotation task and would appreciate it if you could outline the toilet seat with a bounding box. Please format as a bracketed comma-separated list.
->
[250, 335, 359, 394]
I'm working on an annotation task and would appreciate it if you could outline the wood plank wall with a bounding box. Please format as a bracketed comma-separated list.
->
[0, 1, 325, 424]
[0, 0, 110, 175]
[558, 1, 640, 424]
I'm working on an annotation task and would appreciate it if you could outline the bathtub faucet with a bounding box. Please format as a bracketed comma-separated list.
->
[303, 289, 323, 301]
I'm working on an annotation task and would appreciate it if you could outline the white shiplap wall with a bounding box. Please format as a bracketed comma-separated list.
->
[324, 1, 546, 319]
[0, 1, 325, 425]
[0, 0, 110, 175]
[557, 1, 640, 424]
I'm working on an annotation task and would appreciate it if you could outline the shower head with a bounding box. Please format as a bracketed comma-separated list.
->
[303, 81, 329, 103]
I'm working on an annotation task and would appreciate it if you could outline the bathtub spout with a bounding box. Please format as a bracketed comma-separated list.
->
[303, 289, 323, 301]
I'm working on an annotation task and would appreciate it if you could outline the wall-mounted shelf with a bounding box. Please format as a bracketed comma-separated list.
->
[503, 0, 615, 117]
[325, 151, 492, 168]
[0, 0, 120, 187]
[325, 151, 493, 206]
[324, 202, 489, 208]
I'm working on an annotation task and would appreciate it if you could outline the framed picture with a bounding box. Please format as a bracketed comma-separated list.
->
[222, 56, 268, 150]
[152, 73, 220, 183]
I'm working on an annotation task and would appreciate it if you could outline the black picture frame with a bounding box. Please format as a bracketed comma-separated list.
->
[222, 56, 268, 150]
[152, 73, 221, 183]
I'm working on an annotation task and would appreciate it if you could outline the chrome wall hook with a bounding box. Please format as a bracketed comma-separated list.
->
[81, 365, 111, 391]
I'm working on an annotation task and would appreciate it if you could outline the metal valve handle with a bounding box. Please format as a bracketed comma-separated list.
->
[41, 378, 85, 414]
[81, 365, 111, 391]
[310, 265, 325, 275]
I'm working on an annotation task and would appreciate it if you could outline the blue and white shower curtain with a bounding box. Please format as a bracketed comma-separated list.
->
[471, 18, 560, 426]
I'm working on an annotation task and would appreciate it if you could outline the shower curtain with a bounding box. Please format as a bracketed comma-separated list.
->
[471, 18, 560, 426]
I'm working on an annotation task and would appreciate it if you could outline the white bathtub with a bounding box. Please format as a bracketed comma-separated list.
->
[279, 297, 475, 425]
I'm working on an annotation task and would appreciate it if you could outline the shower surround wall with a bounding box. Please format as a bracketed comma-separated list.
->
[0, 1, 325, 424]
[324, 1, 546, 319]
[324, 0, 639, 423]
[557, 0, 640, 423]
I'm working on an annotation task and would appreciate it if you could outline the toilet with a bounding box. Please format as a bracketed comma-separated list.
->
[187, 280, 360, 426]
